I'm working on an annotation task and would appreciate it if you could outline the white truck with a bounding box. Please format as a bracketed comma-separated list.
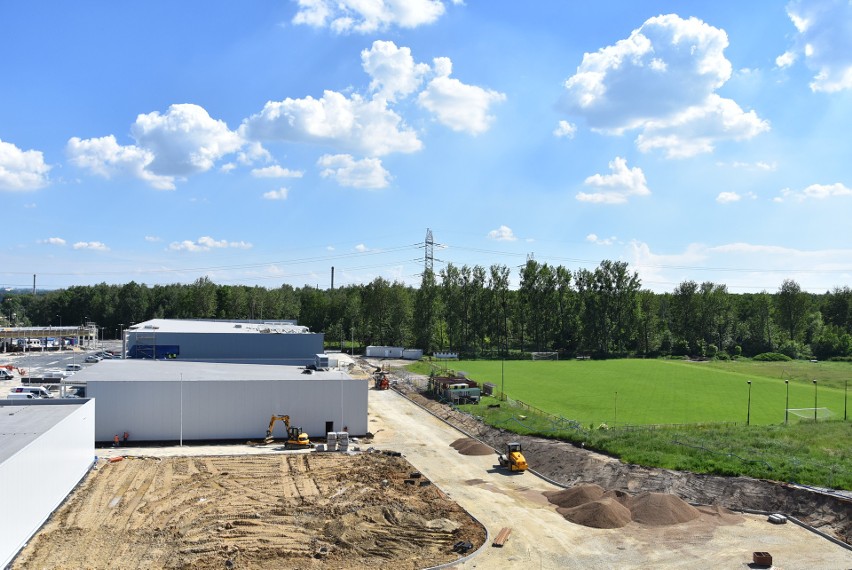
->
[0, 369, 15, 381]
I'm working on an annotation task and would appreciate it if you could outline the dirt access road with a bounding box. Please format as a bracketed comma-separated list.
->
[367, 388, 852, 569]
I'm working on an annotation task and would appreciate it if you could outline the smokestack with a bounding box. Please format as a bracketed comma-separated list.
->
[33, 274, 36, 295]
[331, 266, 335, 290]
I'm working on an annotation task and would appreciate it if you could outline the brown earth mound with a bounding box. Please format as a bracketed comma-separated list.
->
[602, 489, 631, 505]
[450, 437, 494, 456]
[629, 492, 701, 526]
[695, 504, 745, 525]
[544, 484, 606, 509]
[558, 497, 632, 529]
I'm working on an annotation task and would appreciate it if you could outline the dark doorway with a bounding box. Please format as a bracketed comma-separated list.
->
[325, 421, 333, 434]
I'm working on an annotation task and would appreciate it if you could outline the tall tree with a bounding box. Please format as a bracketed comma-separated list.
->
[776, 279, 808, 342]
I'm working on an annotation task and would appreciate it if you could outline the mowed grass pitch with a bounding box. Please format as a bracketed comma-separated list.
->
[440, 359, 850, 427]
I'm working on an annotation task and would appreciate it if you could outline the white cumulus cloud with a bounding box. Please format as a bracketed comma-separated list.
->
[169, 236, 253, 252]
[781, 0, 852, 92]
[0, 139, 51, 191]
[263, 188, 289, 200]
[251, 165, 304, 178]
[716, 191, 741, 204]
[318, 154, 390, 188]
[67, 104, 243, 189]
[586, 233, 617, 245]
[293, 0, 448, 33]
[776, 182, 852, 202]
[553, 120, 577, 138]
[355, 243, 369, 252]
[577, 157, 650, 204]
[362, 40, 430, 102]
[487, 225, 517, 241]
[67, 135, 176, 190]
[561, 14, 768, 157]
[241, 91, 421, 157]
[418, 57, 506, 134]
[73, 241, 109, 251]
[38, 237, 66, 246]
[131, 104, 243, 176]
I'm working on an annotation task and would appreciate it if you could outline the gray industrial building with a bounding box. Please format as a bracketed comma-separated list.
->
[0, 399, 95, 568]
[81, 360, 367, 443]
[125, 319, 323, 365]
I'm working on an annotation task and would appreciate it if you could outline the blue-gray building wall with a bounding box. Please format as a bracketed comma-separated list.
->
[127, 332, 323, 365]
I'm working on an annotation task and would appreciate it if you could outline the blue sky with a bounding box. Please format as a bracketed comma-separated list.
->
[1, 0, 850, 293]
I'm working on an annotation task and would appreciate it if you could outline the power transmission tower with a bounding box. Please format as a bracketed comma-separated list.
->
[424, 228, 434, 274]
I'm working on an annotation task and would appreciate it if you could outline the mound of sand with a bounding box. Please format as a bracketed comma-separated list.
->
[695, 504, 745, 525]
[628, 492, 700, 526]
[602, 489, 631, 505]
[544, 484, 606, 509]
[450, 438, 494, 456]
[558, 497, 632, 529]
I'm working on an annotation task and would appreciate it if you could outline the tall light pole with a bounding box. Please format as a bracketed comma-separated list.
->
[785, 379, 790, 425]
[813, 379, 818, 422]
[501, 298, 507, 402]
[747, 380, 752, 426]
[56, 314, 62, 351]
[845, 380, 848, 422]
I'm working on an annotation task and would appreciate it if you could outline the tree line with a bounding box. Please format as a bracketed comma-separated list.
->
[2, 261, 852, 360]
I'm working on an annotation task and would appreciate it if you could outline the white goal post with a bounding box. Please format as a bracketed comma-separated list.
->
[530, 352, 558, 361]
[786, 407, 834, 420]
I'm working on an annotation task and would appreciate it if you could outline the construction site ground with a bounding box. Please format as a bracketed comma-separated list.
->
[10, 362, 852, 569]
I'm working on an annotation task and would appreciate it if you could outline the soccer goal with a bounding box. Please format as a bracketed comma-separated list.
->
[787, 407, 834, 421]
[530, 351, 558, 361]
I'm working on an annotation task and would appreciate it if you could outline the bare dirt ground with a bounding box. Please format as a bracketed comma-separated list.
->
[13, 452, 485, 570]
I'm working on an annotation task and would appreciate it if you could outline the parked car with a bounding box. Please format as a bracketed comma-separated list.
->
[84, 355, 102, 363]
[66, 363, 83, 372]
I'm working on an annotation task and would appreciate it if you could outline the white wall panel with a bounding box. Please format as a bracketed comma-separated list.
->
[91, 379, 368, 442]
[0, 400, 95, 568]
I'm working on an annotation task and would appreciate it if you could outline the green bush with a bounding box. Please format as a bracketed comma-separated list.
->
[753, 352, 792, 362]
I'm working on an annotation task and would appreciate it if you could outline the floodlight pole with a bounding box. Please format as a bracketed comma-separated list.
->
[785, 380, 789, 425]
[746, 381, 752, 426]
[845, 380, 848, 421]
[501, 298, 507, 402]
[813, 379, 818, 422]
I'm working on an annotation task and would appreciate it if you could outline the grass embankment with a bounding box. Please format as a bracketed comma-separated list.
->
[406, 359, 851, 489]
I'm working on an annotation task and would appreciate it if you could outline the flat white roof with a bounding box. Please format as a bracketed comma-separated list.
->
[127, 319, 312, 335]
[78, 360, 353, 382]
[0, 400, 90, 463]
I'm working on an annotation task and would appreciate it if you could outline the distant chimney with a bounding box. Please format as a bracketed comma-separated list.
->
[331, 266, 335, 289]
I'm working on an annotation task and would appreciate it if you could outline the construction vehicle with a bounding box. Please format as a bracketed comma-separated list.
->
[374, 373, 390, 390]
[264, 415, 312, 449]
[497, 442, 528, 472]
[372, 366, 390, 390]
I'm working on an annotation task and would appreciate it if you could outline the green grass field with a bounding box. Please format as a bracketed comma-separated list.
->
[426, 359, 850, 426]
[406, 358, 851, 488]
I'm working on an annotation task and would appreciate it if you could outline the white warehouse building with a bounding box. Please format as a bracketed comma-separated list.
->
[0, 399, 95, 568]
[81, 360, 367, 443]
[124, 319, 324, 365]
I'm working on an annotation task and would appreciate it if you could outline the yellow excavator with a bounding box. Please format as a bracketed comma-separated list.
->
[497, 442, 528, 472]
[265, 415, 313, 449]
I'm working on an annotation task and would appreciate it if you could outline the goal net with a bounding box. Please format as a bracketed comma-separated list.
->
[787, 407, 834, 421]
[531, 352, 558, 361]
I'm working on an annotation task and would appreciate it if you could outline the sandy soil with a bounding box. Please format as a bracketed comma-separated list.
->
[13, 453, 485, 570]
